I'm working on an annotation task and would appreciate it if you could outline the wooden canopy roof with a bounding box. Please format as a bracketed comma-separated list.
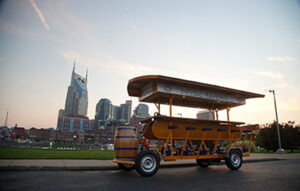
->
[127, 75, 264, 110]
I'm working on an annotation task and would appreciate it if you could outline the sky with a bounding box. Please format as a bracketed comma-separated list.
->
[0, 0, 299, 128]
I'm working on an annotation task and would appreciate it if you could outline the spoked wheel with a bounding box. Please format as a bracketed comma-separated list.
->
[225, 149, 243, 170]
[196, 159, 211, 168]
[118, 163, 135, 171]
[136, 150, 160, 177]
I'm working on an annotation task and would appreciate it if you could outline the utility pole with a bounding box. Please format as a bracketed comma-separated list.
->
[267, 90, 286, 153]
[4, 110, 8, 127]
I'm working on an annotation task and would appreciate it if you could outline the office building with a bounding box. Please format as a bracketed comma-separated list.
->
[196, 110, 213, 120]
[64, 63, 88, 116]
[120, 100, 132, 123]
[95, 98, 113, 121]
[57, 114, 94, 132]
[112, 105, 121, 120]
[57, 63, 92, 132]
[58, 109, 64, 118]
[133, 103, 149, 117]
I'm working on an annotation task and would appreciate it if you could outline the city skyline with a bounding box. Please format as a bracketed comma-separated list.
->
[0, 0, 300, 128]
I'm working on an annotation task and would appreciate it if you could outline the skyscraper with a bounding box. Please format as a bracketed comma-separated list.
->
[64, 63, 88, 116]
[120, 100, 132, 123]
[112, 105, 121, 120]
[57, 62, 92, 132]
[95, 98, 113, 121]
[130, 103, 149, 132]
[133, 103, 149, 117]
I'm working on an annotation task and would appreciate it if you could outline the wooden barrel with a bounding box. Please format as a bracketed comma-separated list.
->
[114, 126, 138, 161]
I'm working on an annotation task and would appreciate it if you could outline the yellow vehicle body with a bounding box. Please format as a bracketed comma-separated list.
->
[113, 75, 264, 176]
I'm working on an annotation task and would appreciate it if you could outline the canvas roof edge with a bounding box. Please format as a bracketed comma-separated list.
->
[128, 75, 264, 98]
[127, 75, 265, 109]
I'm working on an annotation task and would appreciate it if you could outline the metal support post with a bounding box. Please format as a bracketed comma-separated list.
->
[268, 89, 286, 153]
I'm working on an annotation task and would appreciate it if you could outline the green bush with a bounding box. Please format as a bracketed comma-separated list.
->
[255, 122, 300, 152]
[221, 140, 256, 152]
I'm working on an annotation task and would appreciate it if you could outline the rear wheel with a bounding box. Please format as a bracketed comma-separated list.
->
[117, 163, 134, 171]
[196, 159, 211, 168]
[136, 150, 160, 177]
[225, 149, 242, 170]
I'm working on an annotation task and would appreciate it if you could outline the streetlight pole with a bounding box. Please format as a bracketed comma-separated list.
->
[267, 89, 285, 153]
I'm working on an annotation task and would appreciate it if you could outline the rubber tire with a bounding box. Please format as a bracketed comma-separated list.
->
[225, 149, 243, 170]
[117, 163, 134, 171]
[135, 150, 160, 177]
[196, 159, 211, 168]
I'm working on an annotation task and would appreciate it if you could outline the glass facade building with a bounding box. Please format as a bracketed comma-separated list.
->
[112, 105, 121, 120]
[64, 64, 88, 116]
[95, 98, 113, 121]
[57, 63, 92, 132]
[57, 115, 94, 132]
[120, 100, 132, 123]
[133, 103, 149, 117]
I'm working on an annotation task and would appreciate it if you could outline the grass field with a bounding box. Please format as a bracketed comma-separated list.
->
[0, 148, 115, 159]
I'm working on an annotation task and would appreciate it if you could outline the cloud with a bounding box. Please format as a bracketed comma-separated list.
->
[61, 50, 156, 77]
[105, 60, 155, 75]
[280, 94, 300, 111]
[0, 19, 67, 46]
[256, 71, 288, 88]
[297, 39, 300, 43]
[131, 20, 136, 30]
[123, 6, 136, 30]
[3, 1, 94, 45]
[0, 57, 3, 62]
[61, 50, 81, 63]
[267, 56, 295, 63]
[29, 0, 50, 31]
[0, 19, 34, 38]
[257, 71, 283, 80]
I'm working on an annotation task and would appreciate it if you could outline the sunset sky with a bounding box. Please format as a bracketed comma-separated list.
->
[0, 0, 299, 128]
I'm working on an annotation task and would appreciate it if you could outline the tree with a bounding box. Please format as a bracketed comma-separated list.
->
[255, 122, 300, 152]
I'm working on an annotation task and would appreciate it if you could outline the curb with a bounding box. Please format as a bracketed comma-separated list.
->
[0, 158, 283, 171]
[0, 166, 119, 171]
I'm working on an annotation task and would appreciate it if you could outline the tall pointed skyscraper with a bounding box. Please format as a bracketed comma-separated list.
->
[64, 62, 88, 116]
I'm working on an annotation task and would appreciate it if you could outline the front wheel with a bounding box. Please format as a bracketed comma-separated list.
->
[118, 163, 134, 171]
[135, 150, 160, 177]
[225, 150, 242, 170]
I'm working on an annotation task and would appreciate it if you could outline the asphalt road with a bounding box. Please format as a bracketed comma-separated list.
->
[0, 159, 299, 191]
